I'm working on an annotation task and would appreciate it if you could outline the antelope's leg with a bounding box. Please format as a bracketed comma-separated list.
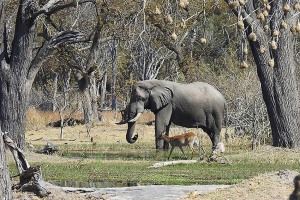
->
[179, 146, 187, 159]
[188, 144, 195, 159]
[168, 146, 175, 160]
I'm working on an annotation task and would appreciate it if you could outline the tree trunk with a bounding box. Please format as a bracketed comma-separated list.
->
[245, 1, 300, 148]
[0, 131, 12, 200]
[0, 2, 12, 197]
[111, 38, 118, 119]
[90, 75, 99, 121]
[0, 0, 91, 150]
[52, 72, 58, 112]
[100, 73, 107, 109]
[62, 69, 71, 108]
[225, 0, 300, 148]
[254, 39, 300, 147]
[0, 73, 29, 148]
[0, 0, 36, 149]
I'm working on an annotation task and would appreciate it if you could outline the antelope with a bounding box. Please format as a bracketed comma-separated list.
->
[160, 132, 199, 160]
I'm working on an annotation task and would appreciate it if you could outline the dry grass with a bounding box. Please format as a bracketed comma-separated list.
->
[25, 108, 216, 147]
[26, 107, 84, 131]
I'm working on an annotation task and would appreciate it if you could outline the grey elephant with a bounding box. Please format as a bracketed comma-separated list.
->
[117, 79, 227, 152]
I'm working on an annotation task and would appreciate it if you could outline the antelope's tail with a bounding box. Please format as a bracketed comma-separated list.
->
[193, 137, 200, 147]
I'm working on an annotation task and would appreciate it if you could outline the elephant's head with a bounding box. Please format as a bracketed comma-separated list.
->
[117, 80, 173, 144]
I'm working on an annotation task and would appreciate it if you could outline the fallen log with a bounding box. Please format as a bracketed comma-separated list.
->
[2, 132, 50, 198]
[148, 160, 198, 168]
[37, 142, 59, 155]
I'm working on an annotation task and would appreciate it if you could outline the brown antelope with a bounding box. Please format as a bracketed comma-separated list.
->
[160, 132, 199, 160]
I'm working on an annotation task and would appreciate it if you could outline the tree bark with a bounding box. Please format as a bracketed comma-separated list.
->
[90, 75, 99, 121]
[0, 0, 36, 148]
[226, 0, 300, 148]
[100, 73, 108, 109]
[254, 36, 300, 147]
[0, 131, 12, 200]
[52, 72, 59, 112]
[111, 38, 118, 113]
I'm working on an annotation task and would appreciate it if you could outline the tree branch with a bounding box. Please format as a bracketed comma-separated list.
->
[2, 132, 30, 174]
[2, 132, 50, 197]
[85, 2, 109, 70]
[32, 0, 96, 19]
[28, 30, 85, 81]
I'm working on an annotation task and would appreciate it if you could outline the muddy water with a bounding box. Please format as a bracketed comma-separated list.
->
[48, 180, 154, 188]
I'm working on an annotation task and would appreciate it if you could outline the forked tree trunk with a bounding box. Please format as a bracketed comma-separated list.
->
[0, 0, 88, 149]
[253, 37, 300, 147]
[224, 0, 300, 148]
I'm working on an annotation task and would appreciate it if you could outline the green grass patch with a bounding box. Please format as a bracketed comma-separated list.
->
[9, 142, 300, 187]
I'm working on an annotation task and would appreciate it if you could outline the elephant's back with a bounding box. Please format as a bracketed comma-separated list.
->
[174, 82, 226, 114]
[184, 82, 224, 100]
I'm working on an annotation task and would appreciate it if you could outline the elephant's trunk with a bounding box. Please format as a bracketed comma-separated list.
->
[126, 122, 138, 144]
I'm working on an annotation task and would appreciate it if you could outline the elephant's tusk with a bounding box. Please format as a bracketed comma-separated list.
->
[128, 113, 142, 122]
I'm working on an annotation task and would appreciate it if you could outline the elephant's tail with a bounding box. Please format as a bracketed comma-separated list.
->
[224, 102, 229, 142]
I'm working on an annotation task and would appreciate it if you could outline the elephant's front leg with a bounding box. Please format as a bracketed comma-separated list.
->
[155, 104, 172, 149]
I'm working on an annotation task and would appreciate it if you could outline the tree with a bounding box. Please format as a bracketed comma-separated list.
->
[222, 0, 300, 148]
[0, 0, 94, 149]
[0, 130, 12, 200]
[122, 1, 175, 81]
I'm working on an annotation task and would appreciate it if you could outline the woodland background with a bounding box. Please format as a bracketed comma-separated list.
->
[0, 0, 300, 158]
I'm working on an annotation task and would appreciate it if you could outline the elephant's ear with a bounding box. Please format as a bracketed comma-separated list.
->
[149, 85, 173, 111]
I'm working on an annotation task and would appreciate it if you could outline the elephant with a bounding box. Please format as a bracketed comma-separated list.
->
[117, 79, 227, 152]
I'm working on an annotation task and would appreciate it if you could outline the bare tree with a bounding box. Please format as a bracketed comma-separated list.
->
[126, 33, 173, 80]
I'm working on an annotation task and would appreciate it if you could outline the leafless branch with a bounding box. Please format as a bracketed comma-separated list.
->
[32, 0, 96, 19]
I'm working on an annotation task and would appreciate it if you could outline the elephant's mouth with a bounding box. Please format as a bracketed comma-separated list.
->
[128, 113, 142, 122]
[116, 113, 142, 125]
